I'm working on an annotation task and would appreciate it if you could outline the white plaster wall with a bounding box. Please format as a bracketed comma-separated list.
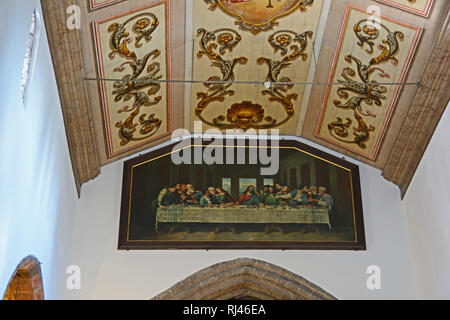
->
[402, 102, 450, 299]
[0, 0, 79, 299]
[63, 138, 416, 300]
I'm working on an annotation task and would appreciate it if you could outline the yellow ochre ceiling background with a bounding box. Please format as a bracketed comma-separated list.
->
[189, 0, 323, 134]
[93, 1, 170, 157]
[315, 5, 422, 160]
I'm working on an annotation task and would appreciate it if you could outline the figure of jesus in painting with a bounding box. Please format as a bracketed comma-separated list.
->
[235, 185, 260, 205]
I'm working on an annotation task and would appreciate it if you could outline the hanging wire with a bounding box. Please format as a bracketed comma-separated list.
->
[83, 77, 421, 87]
[85, 34, 422, 87]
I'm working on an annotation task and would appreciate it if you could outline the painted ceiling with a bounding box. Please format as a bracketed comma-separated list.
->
[315, 5, 422, 160]
[41, 0, 450, 193]
[93, 1, 170, 157]
[189, 0, 323, 134]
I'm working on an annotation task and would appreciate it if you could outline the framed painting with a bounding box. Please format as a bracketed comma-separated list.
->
[118, 137, 366, 250]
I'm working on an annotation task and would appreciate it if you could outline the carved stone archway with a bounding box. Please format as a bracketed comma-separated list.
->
[3, 256, 44, 300]
[153, 258, 336, 300]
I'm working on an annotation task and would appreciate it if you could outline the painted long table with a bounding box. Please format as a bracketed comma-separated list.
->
[156, 206, 330, 233]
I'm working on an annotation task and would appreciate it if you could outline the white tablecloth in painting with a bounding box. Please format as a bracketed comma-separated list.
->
[156, 206, 330, 231]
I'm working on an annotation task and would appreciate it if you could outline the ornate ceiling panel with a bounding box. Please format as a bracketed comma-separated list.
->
[375, 0, 434, 17]
[93, 1, 171, 157]
[41, 0, 449, 195]
[315, 4, 422, 160]
[190, 0, 323, 133]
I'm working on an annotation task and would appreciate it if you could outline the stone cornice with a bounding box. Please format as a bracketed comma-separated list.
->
[41, 0, 100, 196]
[382, 7, 450, 197]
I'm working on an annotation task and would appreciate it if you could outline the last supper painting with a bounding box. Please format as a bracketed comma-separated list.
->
[118, 138, 365, 250]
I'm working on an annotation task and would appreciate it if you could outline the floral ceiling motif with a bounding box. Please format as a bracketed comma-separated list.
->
[191, 0, 323, 134]
[315, 5, 422, 160]
[93, 1, 170, 157]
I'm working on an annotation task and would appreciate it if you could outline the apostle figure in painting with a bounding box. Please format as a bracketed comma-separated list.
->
[275, 184, 292, 204]
[258, 185, 270, 204]
[215, 187, 234, 205]
[276, 184, 308, 207]
[235, 185, 260, 205]
[309, 186, 318, 198]
[262, 186, 279, 206]
[184, 184, 203, 205]
[306, 186, 320, 206]
[207, 187, 221, 205]
[275, 184, 291, 195]
[177, 184, 188, 204]
[149, 183, 182, 234]
[200, 189, 214, 208]
[158, 184, 182, 209]
[317, 186, 334, 211]
[291, 184, 309, 206]
[275, 184, 281, 193]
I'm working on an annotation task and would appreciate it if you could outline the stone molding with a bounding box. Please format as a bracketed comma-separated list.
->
[153, 258, 336, 300]
[382, 7, 450, 197]
[2, 256, 44, 300]
[41, 0, 101, 196]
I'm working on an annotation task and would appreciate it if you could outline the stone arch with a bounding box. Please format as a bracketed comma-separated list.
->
[153, 258, 336, 300]
[3, 256, 44, 300]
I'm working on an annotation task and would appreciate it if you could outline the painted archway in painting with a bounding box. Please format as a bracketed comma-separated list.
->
[153, 258, 336, 300]
[2, 256, 44, 300]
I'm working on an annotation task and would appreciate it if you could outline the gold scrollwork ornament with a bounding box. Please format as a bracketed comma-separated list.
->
[328, 19, 404, 149]
[108, 12, 164, 146]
